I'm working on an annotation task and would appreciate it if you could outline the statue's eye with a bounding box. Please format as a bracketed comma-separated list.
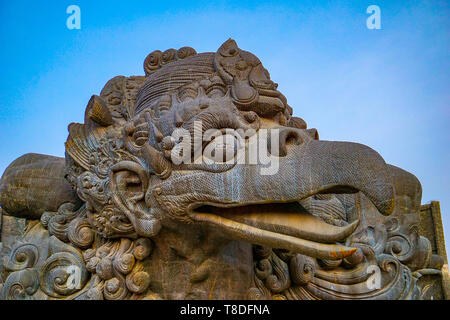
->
[203, 132, 240, 164]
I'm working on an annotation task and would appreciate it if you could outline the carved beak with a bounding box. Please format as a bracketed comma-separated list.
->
[190, 203, 359, 260]
[154, 138, 394, 261]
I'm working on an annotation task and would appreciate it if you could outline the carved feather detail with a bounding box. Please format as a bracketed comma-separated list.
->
[65, 123, 108, 170]
[85, 95, 113, 127]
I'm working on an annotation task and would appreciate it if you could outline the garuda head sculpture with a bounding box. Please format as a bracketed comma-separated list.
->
[0, 39, 446, 300]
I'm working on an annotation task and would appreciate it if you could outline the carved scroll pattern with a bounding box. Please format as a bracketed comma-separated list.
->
[77, 237, 158, 300]
[248, 216, 443, 300]
[1, 224, 89, 300]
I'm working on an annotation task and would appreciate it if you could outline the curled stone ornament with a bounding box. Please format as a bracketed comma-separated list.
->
[265, 254, 291, 293]
[104, 277, 128, 300]
[4, 243, 39, 272]
[40, 251, 88, 298]
[133, 238, 152, 260]
[96, 258, 114, 280]
[290, 254, 316, 286]
[1, 269, 40, 300]
[68, 217, 95, 249]
[126, 264, 150, 294]
[144, 50, 162, 76]
[113, 253, 135, 275]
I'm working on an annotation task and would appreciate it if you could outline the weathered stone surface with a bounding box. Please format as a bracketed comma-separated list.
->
[0, 153, 81, 219]
[419, 202, 449, 299]
[0, 212, 28, 284]
[0, 39, 447, 300]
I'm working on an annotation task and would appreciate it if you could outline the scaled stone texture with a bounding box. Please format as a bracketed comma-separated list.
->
[0, 39, 448, 300]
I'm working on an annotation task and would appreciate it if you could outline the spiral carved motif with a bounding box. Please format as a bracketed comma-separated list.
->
[104, 277, 128, 300]
[143, 47, 197, 76]
[247, 276, 272, 300]
[265, 254, 291, 293]
[1, 269, 40, 300]
[247, 287, 266, 300]
[96, 258, 114, 280]
[4, 243, 39, 271]
[290, 254, 316, 286]
[133, 238, 153, 260]
[126, 266, 150, 294]
[113, 253, 135, 275]
[40, 252, 88, 298]
[47, 203, 86, 243]
[161, 49, 177, 65]
[143, 50, 163, 76]
[79, 237, 155, 299]
[68, 217, 95, 249]
[177, 46, 197, 59]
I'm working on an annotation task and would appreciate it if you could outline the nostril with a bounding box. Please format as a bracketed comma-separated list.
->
[244, 111, 258, 123]
[268, 129, 303, 157]
[285, 132, 302, 146]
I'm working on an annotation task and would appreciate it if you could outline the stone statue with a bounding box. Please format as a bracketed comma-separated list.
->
[0, 39, 448, 300]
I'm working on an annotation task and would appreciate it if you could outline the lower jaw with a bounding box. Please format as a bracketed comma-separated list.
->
[189, 202, 358, 260]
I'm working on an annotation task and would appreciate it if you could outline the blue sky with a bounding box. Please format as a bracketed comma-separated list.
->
[0, 1, 449, 255]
